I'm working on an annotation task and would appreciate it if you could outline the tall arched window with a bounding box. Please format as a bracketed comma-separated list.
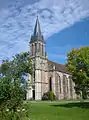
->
[42, 44, 44, 56]
[35, 43, 37, 54]
[55, 74, 59, 99]
[39, 43, 41, 54]
[32, 44, 33, 56]
[66, 78, 68, 93]
[49, 77, 52, 91]
[63, 75, 66, 99]
[59, 76, 61, 93]
[55, 73, 61, 99]
[69, 76, 73, 98]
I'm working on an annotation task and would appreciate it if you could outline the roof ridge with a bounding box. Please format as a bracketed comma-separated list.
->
[48, 59, 70, 74]
[48, 59, 65, 66]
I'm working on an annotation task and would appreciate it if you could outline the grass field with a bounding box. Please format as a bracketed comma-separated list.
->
[27, 101, 89, 120]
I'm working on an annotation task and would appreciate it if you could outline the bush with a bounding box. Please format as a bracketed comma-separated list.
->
[0, 77, 29, 120]
[42, 91, 55, 101]
[50, 91, 54, 101]
[0, 103, 30, 120]
[42, 91, 50, 100]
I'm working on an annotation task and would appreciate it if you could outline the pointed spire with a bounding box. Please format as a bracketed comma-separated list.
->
[34, 16, 41, 37]
[30, 16, 45, 43]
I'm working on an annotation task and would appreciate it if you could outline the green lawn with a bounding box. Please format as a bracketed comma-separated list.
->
[27, 101, 89, 120]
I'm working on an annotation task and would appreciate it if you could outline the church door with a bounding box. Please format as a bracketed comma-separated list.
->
[33, 90, 35, 100]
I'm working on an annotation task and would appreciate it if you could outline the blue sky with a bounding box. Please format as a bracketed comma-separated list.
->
[0, 0, 89, 64]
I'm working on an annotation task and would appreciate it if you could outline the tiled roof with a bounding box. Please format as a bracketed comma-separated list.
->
[48, 60, 70, 74]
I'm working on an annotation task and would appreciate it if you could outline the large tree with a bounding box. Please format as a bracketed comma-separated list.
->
[0, 52, 32, 120]
[66, 47, 89, 99]
[0, 52, 32, 78]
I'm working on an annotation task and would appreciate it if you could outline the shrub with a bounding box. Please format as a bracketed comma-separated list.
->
[50, 91, 54, 101]
[42, 91, 50, 100]
[0, 77, 29, 120]
[0, 103, 30, 120]
[42, 91, 55, 101]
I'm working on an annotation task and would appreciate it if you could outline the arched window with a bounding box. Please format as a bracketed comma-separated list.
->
[69, 76, 73, 98]
[63, 75, 66, 99]
[49, 77, 52, 91]
[32, 44, 33, 56]
[59, 76, 61, 93]
[66, 78, 68, 93]
[39, 43, 40, 49]
[55, 73, 61, 99]
[42, 44, 44, 56]
[35, 43, 37, 54]
[55, 74, 59, 99]
[39, 43, 41, 54]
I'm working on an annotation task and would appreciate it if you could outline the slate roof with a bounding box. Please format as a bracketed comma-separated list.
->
[48, 60, 70, 74]
[30, 16, 45, 44]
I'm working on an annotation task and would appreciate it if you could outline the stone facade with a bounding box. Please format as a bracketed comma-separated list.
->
[26, 17, 77, 100]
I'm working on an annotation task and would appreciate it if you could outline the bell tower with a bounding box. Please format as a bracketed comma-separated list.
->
[30, 16, 46, 58]
[29, 17, 48, 100]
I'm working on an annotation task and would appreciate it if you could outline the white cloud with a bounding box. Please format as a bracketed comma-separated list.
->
[0, 0, 89, 61]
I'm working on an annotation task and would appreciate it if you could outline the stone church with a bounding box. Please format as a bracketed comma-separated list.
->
[27, 17, 77, 100]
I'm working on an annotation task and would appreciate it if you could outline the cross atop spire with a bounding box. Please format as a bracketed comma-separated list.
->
[30, 16, 45, 43]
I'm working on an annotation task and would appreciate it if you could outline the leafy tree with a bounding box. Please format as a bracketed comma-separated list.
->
[66, 47, 89, 99]
[0, 52, 32, 78]
[0, 52, 32, 120]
